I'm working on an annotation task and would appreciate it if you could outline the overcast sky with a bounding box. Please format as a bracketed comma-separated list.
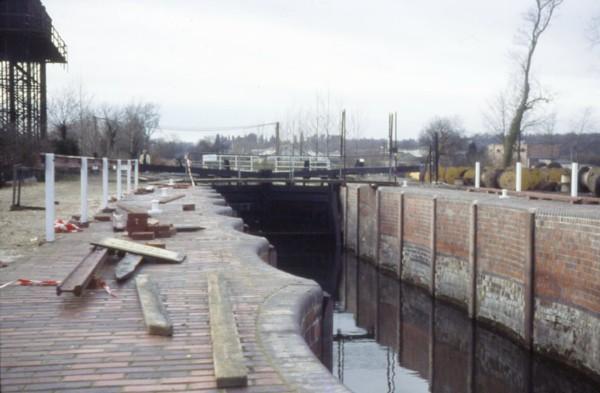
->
[45, 0, 599, 142]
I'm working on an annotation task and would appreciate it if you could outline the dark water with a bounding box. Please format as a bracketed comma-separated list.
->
[215, 185, 600, 392]
[329, 252, 600, 393]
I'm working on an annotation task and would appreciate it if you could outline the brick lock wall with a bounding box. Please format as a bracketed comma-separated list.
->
[402, 195, 434, 289]
[345, 185, 359, 253]
[435, 199, 471, 308]
[476, 204, 530, 340]
[301, 296, 325, 362]
[345, 185, 600, 378]
[534, 213, 600, 375]
[340, 186, 347, 246]
[357, 185, 377, 263]
[378, 188, 402, 276]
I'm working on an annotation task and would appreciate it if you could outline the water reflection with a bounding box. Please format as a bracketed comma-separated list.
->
[335, 252, 600, 393]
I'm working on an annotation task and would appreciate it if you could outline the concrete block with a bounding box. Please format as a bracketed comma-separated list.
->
[135, 274, 173, 336]
[182, 203, 195, 211]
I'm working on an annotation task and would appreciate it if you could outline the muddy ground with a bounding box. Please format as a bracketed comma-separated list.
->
[0, 174, 109, 265]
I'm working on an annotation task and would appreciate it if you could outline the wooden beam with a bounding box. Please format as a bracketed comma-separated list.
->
[208, 273, 248, 388]
[91, 238, 185, 263]
[159, 194, 185, 204]
[57, 248, 108, 296]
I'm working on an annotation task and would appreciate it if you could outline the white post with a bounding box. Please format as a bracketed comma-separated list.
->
[475, 162, 481, 189]
[126, 160, 132, 194]
[515, 162, 522, 192]
[102, 158, 109, 209]
[116, 159, 122, 200]
[45, 153, 55, 242]
[571, 162, 579, 198]
[80, 157, 88, 224]
[134, 159, 139, 190]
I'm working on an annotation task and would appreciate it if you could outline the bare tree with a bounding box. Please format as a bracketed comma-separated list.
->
[483, 91, 512, 139]
[503, 0, 563, 167]
[48, 87, 78, 141]
[119, 102, 160, 158]
[419, 116, 466, 165]
[588, 15, 600, 46]
[569, 107, 598, 161]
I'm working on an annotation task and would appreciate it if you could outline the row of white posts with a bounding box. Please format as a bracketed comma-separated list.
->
[45, 153, 139, 242]
[472, 161, 580, 198]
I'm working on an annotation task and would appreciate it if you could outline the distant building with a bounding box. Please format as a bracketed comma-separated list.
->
[486, 143, 561, 167]
[527, 144, 561, 161]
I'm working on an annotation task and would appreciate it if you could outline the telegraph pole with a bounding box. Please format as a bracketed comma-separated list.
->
[275, 122, 280, 156]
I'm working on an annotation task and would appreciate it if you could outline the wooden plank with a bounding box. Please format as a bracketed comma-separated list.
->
[116, 203, 148, 214]
[115, 253, 144, 282]
[135, 274, 173, 336]
[159, 194, 185, 204]
[57, 248, 108, 296]
[91, 238, 185, 263]
[173, 224, 205, 232]
[208, 273, 248, 388]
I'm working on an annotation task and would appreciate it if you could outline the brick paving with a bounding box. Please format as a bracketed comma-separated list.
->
[0, 186, 348, 392]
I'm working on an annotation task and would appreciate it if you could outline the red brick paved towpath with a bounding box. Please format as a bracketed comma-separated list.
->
[0, 186, 347, 393]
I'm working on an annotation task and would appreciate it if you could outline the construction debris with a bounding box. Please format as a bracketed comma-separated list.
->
[159, 194, 185, 204]
[208, 273, 248, 388]
[1, 278, 59, 289]
[130, 231, 156, 240]
[182, 203, 195, 211]
[91, 238, 185, 263]
[136, 274, 173, 336]
[54, 219, 82, 233]
[56, 248, 108, 296]
[94, 213, 112, 222]
[174, 224, 205, 232]
[145, 241, 166, 249]
[115, 253, 144, 282]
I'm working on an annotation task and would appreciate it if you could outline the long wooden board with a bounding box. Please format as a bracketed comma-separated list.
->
[159, 194, 185, 204]
[208, 273, 248, 388]
[57, 248, 108, 296]
[91, 238, 185, 263]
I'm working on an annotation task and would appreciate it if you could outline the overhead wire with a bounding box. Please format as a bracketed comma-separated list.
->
[158, 122, 278, 133]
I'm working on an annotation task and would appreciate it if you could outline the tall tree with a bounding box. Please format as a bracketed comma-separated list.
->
[503, 0, 563, 167]
[588, 15, 600, 46]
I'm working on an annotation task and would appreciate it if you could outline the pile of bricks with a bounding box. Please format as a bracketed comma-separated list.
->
[127, 212, 176, 240]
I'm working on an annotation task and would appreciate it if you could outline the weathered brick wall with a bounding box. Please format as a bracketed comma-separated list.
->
[343, 185, 600, 378]
[345, 185, 359, 253]
[357, 185, 377, 263]
[300, 291, 328, 364]
[435, 199, 471, 308]
[377, 188, 402, 276]
[534, 213, 600, 376]
[340, 185, 347, 246]
[476, 204, 530, 341]
[402, 195, 434, 289]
